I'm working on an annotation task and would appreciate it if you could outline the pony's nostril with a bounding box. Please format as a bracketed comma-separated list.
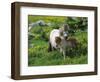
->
[56, 45, 58, 47]
[65, 36, 68, 39]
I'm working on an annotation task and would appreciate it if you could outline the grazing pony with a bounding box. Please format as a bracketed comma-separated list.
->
[49, 24, 69, 51]
[48, 24, 78, 59]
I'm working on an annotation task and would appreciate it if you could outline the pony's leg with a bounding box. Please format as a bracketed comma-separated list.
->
[63, 51, 66, 60]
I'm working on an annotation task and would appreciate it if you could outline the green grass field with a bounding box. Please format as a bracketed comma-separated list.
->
[28, 15, 88, 66]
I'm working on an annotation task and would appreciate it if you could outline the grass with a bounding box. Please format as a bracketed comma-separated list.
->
[28, 15, 88, 66]
[28, 31, 88, 66]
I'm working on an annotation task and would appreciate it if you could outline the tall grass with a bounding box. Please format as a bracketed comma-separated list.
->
[28, 32, 87, 66]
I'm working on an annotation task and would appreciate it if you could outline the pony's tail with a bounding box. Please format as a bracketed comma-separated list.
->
[48, 41, 52, 52]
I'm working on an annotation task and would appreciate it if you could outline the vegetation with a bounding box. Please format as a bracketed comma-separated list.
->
[28, 15, 88, 66]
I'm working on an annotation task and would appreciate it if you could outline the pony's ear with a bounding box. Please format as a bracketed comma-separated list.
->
[55, 37, 61, 44]
[63, 24, 69, 31]
[59, 28, 63, 36]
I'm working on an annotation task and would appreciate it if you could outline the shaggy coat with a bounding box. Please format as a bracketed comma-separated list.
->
[49, 29, 78, 60]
